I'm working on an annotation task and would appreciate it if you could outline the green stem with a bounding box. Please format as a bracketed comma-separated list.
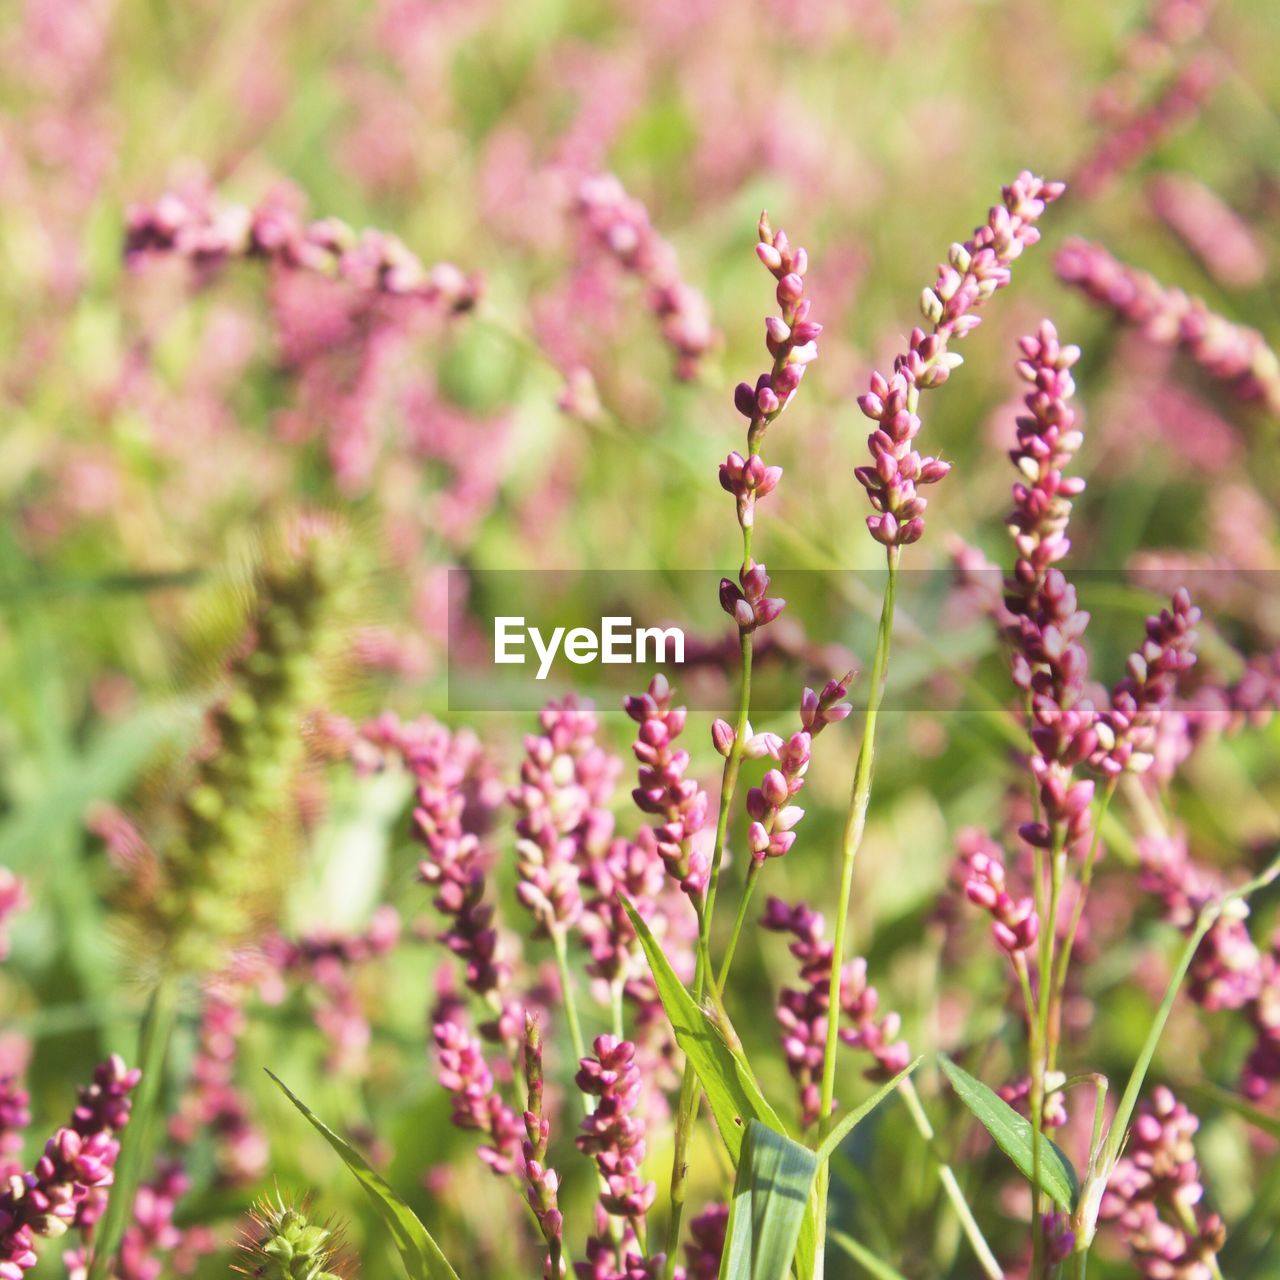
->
[665, 614, 753, 1277]
[88, 973, 179, 1280]
[700, 629, 754, 953]
[815, 546, 900, 1277]
[550, 928, 589, 1113]
[1175, 1203, 1224, 1280]
[1049, 781, 1117, 1033]
[900, 1078, 1004, 1279]
[663, 947, 706, 1280]
[716, 860, 762, 992]
[610, 979, 625, 1041]
[1030, 827, 1067, 1276]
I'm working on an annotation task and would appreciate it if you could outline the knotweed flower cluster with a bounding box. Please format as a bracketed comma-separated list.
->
[124, 183, 482, 492]
[721, 213, 821, 528]
[626, 677, 709, 899]
[742, 676, 852, 865]
[433, 1011, 523, 1179]
[116, 1161, 216, 1280]
[125, 182, 480, 314]
[1147, 175, 1267, 288]
[1055, 238, 1280, 413]
[1094, 590, 1201, 776]
[1136, 833, 1280, 1103]
[575, 174, 715, 380]
[761, 898, 910, 1127]
[576, 1035, 656, 1224]
[683, 1205, 730, 1280]
[1138, 834, 1260, 1012]
[1100, 1087, 1225, 1278]
[512, 697, 620, 936]
[856, 173, 1064, 546]
[169, 972, 269, 1186]
[957, 829, 1040, 955]
[520, 1017, 564, 1279]
[0, 870, 25, 963]
[266, 907, 401, 1073]
[0, 1079, 30, 1180]
[411, 720, 510, 1010]
[0, 1057, 140, 1278]
[1004, 322, 1097, 856]
[1076, 56, 1218, 197]
[718, 563, 785, 635]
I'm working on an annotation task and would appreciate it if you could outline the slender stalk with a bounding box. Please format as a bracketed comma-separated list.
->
[899, 1078, 1004, 1279]
[550, 928, 589, 1115]
[663, 947, 705, 1279]
[1031, 827, 1066, 1277]
[716, 860, 762, 991]
[814, 546, 900, 1277]
[1049, 781, 1117, 1042]
[665, 582, 752, 1277]
[88, 973, 179, 1280]
[700, 631, 754, 955]
[610, 979, 625, 1041]
[1175, 1203, 1224, 1280]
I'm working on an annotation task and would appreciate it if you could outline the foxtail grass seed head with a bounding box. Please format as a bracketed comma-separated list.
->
[235, 1196, 353, 1280]
[118, 515, 350, 973]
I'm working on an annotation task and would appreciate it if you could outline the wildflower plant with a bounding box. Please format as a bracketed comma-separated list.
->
[4, 4, 1280, 1280]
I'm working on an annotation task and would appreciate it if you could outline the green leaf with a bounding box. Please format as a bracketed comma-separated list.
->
[87, 977, 180, 1280]
[720, 1121, 819, 1280]
[621, 897, 785, 1163]
[815, 1057, 922, 1165]
[828, 1231, 911, 1280]
[267, 1071, 460, 1280]
[938, 1054, 1078, 1211]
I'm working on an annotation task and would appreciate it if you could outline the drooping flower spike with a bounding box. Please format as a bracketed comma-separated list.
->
[1056, 237, 1280, 413]
[575, 174, 716, 381]
[856, 172, 1065, 546]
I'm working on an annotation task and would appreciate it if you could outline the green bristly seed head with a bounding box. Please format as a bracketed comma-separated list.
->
[126, 515, 351, 973]
[239, 1200, 351, 1280]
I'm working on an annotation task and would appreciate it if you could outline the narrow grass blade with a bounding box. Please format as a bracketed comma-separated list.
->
[816, 1057, 922, 1165]
[621, 896, 786, 1163]
[268, 1070, 460, 1280]
[87, 976, 178, 1280]
[1077, 853, 1280, 1243]
[719, 1121, 819, 1280]
[829, 1230, 911, 1280]
[939, 1054, 1078, 1211]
